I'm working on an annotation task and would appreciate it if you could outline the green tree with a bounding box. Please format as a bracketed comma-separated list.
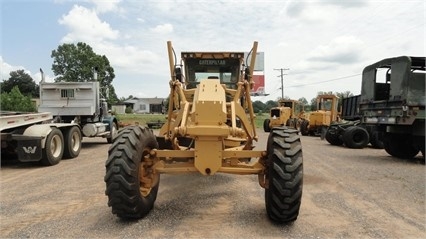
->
[310, 97, 317, 111]
[335, 91, 354, 110]
[298, 97, 308, 106]
[298, 97, 310, 111]
[264, 100, 277, 112]
[252, 100, 266, 114]
[51, 42, 118, 104]
[0, 70, 39, 97]
[0, 86, 37, 112]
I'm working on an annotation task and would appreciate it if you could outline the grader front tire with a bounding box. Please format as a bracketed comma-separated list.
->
[265, 127, 303, 223]
[105, 125, 159, 219]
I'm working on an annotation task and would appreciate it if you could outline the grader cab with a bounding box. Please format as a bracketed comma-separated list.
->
[104, 41, 303, 223]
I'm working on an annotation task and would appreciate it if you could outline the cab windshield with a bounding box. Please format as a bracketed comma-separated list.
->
[184, 58, 240, 89]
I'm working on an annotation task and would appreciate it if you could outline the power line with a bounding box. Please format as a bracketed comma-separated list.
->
[286, 73, 361, 88]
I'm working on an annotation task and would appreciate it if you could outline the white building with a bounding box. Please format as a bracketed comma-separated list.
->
[124, 97, 165, 114]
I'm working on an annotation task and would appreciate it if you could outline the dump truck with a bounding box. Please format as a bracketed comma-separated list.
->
[263, 99, 305, 132]
[359, 56, 425, 158]
[325, 95, 383, 149]
[104, 41, 304, 223]
[300, 94, 339, 136]
[1, 111, 81, 165]
[38, 70, 119, 144]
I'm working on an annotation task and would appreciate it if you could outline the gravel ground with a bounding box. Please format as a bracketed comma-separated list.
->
[1, 130, 425, 238]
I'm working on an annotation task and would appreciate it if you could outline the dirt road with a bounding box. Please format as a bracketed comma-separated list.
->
[1, 130, 425, 238]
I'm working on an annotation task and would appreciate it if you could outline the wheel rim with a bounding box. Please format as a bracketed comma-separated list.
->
[51, 134, 62, 158]
[71, 131, 81, 152]
[139, 149, 159, 197]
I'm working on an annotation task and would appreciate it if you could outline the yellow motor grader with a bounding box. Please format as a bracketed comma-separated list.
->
[104, 41, 303, 223]
[263, 99, 306, 132]
[300, 94, 339, 136]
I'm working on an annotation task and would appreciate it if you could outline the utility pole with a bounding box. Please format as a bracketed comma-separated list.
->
[274, 68, 289, 99]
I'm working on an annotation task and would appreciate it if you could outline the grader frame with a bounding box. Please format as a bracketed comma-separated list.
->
[105, 41, 303, 223]
[154, 41, 265, 177]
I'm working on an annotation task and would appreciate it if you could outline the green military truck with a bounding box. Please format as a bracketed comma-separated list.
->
[359, 56, 425, 158]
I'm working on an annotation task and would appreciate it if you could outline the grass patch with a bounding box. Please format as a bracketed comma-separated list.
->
[116, 114, 166, 126]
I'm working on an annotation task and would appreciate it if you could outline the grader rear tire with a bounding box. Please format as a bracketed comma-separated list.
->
[105, 125, 159, 219]
[265, 127, 303, 223]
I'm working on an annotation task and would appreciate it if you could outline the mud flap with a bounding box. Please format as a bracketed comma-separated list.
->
[14, 135, 43, 162]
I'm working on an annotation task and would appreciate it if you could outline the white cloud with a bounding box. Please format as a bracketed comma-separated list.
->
[59, 5, 119, 43]
[0, 56, 55, 83]
[1, 56, 22, 81]
[308, 35, 364, 64]
[150, 23, 173, 34]
[58, 4, 163, 74]
[90, 0, 123, 13]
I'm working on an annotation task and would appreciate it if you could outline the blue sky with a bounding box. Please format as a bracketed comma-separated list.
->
[1, 0, 425, 102]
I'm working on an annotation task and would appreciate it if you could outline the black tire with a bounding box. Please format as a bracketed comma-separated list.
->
[105, 125, 160, 219]
[369, 131, 384, 149]
[265, 126, 303, 223]
[383, 133, 419, 159]
[263, 119, 271, 132]
[325, 128, 343, 146]
[286, 118, 298, 130]
[40, 128, 64, 166]
[63, 126, 82, 159]
[342, 126, 369, 149]
[300, 120, 309, 136]
[107, 122, 118, 143]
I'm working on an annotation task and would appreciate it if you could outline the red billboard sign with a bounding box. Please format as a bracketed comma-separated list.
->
[251, 74, 266, 96]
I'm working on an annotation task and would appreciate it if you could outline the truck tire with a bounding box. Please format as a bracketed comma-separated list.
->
[263, 119, 271, 132]
[265, 127, 303, 223]
[325, 128, 343, 146]
[383, 133, 419, 159]
[63, 126, 82, 159]
[40, 128, 64, 166]
[107, 122, 118, 143]
[300, 120, 309, 136]
[342, 126, 369, 149]
[105, 125, 159, 219]
[369, 131, 384, 149]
